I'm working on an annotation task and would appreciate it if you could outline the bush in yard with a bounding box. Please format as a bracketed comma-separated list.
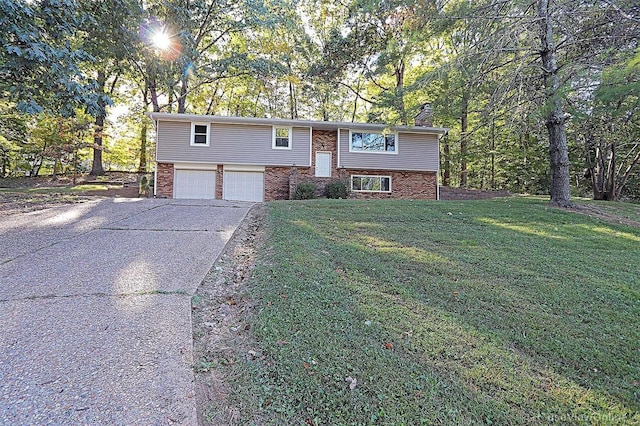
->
[294, 181, 317, 200]
[139, 175, 150, 197]
[324, 180, 348, 199]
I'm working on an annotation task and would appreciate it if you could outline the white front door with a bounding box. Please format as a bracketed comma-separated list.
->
[315, 152, 332, 177]
[223, 171, 264, 202]
[174, 169, 216, 199]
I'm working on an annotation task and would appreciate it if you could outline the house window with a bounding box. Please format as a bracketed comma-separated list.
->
[191, 123, 210, 146]
[350, 132, 396, 153]
[273, 126, 292, 149]
[351, 175, 391, 192]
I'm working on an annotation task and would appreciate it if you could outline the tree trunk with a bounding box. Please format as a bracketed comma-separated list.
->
[538, 0, 572, 208]
[288, 79, 297, 119]
[490, 114, 495, 189]
[394, 59, 407, 125]
[443, 135, 451, 186]
[460, 89, 469, 187]
[149, 77, 160, 113]
[606, 142, 616, 200]
[168, 87, 174, 114]
[1, 151, 7, 177]
[178, 75, 188, 113]
[139, 121, 147, 173]
[90, 113, 105, 175]
[139, 86, 150, 173]
[90, 70, 106, 176]
[616, 148, 640, 199]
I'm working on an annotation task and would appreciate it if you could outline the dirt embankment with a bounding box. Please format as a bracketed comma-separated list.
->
[191, 204, 266, 425]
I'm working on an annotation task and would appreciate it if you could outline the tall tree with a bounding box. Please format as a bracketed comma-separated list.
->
[537, 0, 571, 207]
[0, 0, 103, 116]
[82, 0, 142, 175]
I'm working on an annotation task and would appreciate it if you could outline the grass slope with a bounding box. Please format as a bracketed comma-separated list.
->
[237, 197, 639, 425]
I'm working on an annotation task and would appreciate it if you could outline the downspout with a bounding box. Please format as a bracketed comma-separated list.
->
[437, 131, 448, 200]
[154, 163, 158, 197]
[336, 129, 341, 172]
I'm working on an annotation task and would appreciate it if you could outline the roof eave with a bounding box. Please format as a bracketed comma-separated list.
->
[147, 112, 449, 135]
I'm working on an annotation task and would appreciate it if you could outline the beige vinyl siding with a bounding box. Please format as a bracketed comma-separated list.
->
[156, 120, 311, 166]
[338, 129, 439, 171]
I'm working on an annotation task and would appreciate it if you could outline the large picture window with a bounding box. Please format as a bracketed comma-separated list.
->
[351, 175, 391, 192]
[350, 132, 396, 153]
[190, 123, 210, 146]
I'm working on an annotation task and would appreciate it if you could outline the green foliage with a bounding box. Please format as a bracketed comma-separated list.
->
[324, 180, 348, 199]
[293, 181, 317, 200]
[0, 0, 105, 116]
[236, 198, 640, 424]
[139, 174, 151, 197]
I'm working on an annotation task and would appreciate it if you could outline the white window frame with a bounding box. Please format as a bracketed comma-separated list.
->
[190, 122, 210, 147]
[348, 130, 397, 154]
[351, 175, 392, 193]
[272, 126, 292, 150]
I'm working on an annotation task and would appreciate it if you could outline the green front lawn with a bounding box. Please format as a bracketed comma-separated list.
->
[231, 197, 640, 425]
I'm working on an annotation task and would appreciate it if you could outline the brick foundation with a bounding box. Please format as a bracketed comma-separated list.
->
[284, 168, 437, 200]
[265, 167, 291, 201]
[156, 162, 174, 198]
[346, 169, 437, 200]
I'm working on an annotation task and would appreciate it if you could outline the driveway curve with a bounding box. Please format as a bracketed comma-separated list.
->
[0, 198, 252, 424]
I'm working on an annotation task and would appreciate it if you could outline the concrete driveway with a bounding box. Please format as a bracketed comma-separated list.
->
[0, 198, 252, 424]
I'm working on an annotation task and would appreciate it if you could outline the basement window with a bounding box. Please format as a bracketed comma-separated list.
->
[351, 175, 391, 192]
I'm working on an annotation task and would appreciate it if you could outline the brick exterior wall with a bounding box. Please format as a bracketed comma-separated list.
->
[280, 167, 437, 200]
[158, 130, 438, 201]
[346, 169, 437, 200]
[265, 167, 291, 201]
[281, 130, 347, 198]
[156, 162, 174, 198]
[216, 164, 223, 199]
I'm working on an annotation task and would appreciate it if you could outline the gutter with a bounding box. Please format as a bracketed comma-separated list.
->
[146, 112, 449, 136]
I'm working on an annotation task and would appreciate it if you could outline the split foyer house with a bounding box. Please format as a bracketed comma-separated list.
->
[149, 111, 448, 202]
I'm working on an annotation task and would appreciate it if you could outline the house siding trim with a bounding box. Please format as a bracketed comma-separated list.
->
[173, 162, 218, 170]
[223, 164, 265, 172]
[309, 127, 313, 169]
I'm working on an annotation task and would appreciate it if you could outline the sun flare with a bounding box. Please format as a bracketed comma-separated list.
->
[152, 29, 170, 50]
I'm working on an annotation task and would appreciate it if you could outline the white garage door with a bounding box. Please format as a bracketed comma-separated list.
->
[223, 171, 264, 202]
[174, 169, 216, 199]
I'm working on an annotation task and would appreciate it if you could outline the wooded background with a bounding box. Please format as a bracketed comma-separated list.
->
[1, 0, 638, 203]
